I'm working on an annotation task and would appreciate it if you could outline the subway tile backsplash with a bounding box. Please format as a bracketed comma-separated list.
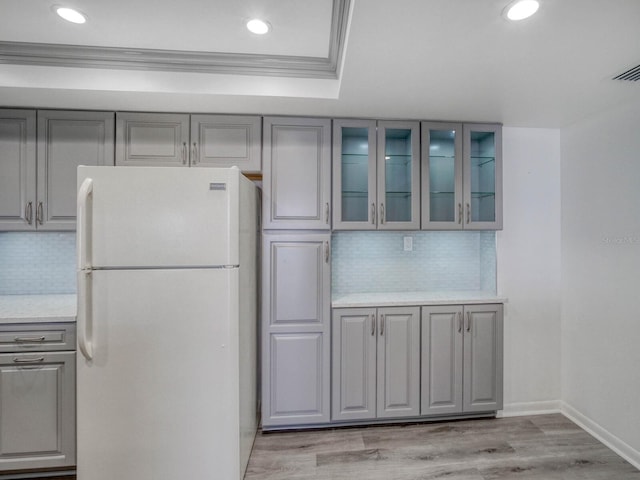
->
[0, 233, 76, 295]
[332, 231, 496, 295]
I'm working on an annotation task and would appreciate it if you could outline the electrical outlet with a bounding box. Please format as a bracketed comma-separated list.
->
[403, 236, 413, 251]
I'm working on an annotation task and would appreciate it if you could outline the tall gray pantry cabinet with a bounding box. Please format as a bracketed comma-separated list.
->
[0, 109, 114, 231]
[261, 117, 332, 428]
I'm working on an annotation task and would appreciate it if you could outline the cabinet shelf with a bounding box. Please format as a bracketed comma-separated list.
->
[341, 191, 368, 198]
[430, 191, 454, 195]
[471, 192, 496, 199]
[471, 156, 495, 167]
[429, 155, 455, 160]
[385, 191, 412, 198]
[384, 154, 411, 166]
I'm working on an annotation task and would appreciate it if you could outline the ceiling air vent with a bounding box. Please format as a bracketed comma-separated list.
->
[613, 64, 640, 81]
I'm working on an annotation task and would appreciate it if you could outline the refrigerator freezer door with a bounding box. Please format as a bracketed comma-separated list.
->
[76, 268, 243, 480]
[77, 166, 240, 268]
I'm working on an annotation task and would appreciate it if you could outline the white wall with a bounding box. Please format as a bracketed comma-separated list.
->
[561, 99, 640, 466]
[498, 127, 562, 414]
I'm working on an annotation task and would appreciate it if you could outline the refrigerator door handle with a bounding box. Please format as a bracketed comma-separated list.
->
[77, 177, 94, 361]
[77, 178, 94, 270]
[77, 270, 94, 360]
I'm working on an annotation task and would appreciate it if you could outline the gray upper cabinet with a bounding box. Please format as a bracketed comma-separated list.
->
[37, 110, 115, 230]
[0, 109, 114, 231]
[0, 109, 36, 231]
[262, 233, 331, 427]
[116, 112, 261, 172]
[190, 115, 261, 171]
[332, 306, 420, 422]
[421, 122, 463, 229]
[463, 124, 502, 230]
[262, 117, 331, 230]
[422, 122, 502, 230]
[421, 304, 503, 416]
[333, 119, 420, 230]
[116, 113, 190, 167]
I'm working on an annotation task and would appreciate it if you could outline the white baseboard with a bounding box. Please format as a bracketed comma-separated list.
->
[498, 399, 562, 417]
[561, 402, 640, 471]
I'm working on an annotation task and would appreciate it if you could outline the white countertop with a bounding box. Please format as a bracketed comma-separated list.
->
[0, 295, 77, 324]
[332, 291, 506, 308]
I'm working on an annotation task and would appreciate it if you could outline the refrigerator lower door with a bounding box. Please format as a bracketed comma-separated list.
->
[77, 268, 247, 480]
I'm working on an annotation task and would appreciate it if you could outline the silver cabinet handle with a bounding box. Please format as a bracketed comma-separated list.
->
[325, 203, 330, 224]
[14, 336, 46, 343]
[371, 203, 376, 224]
[458, 203, 462, 225]
[379, 314, 385, 336]
[13, 357, 45, 363]
[192, 142, 198, 164]
[36, 202, 43, 225]
[25, 201, 33, 225]
[466, 311, 471, 332]
[466, 203, 470, 224]
[182, 142, 187, 164]
[380, 203, 385, 224]
[371, 314, 376, 336]
[324, 241, 330, 263]
[457, 312, 462, 333]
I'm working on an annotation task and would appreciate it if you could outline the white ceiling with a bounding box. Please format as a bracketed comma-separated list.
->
[0, 0, 639, 127]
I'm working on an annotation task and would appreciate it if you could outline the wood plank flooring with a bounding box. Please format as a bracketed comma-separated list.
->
[244, 414, 640, 480]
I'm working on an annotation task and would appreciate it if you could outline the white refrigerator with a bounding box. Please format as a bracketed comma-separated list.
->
[76, 166, 258, 480]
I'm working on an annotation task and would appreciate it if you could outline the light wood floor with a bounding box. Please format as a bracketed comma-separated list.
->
[244, 414, 640, 480]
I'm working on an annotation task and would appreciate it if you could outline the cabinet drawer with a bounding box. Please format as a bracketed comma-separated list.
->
[0, 323, 76, 353]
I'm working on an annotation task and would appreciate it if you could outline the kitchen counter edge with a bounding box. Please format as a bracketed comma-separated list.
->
[0, 294, 77, 324]
[332, 291, 507, 308]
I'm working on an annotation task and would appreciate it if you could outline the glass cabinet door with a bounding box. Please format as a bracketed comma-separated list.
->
[421, 122, 463, 229]
[463, 124, 502, 230]
[376, 121, 420, 230]
[332, 119, 376, 229]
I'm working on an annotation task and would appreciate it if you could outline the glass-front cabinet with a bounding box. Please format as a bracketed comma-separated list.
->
[422, 122, 502, 230]
[333, 119, 420, 230]
[421, 122, 463, 228]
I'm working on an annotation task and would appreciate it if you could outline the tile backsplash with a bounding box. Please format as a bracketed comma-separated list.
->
[332, 231, 496, 295]
[0, 233, 76, 295]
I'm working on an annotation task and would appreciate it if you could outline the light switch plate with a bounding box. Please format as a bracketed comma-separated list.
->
[403, 236, 413, 251]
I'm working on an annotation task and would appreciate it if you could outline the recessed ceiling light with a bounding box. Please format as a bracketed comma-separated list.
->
[55, 6, 87, 24]
[246, 19, 270, 35]
[504, 0, 540, 21]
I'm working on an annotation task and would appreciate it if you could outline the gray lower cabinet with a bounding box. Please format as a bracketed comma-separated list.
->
[116, 112, 261, 171]
[261, 233, 331, 428]
[332, 307, 420, 422]
[0, 109, 113, 231]
[262, 117, 331, 230]
[421, 304, 503, 416]
[0, 323, 76, 472]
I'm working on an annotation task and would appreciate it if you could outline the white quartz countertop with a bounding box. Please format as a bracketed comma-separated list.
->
[0, 295, 77, 324]
[332, 291, 506, 308]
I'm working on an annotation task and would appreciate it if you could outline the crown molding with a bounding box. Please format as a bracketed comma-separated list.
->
[0, 0, 350, 79]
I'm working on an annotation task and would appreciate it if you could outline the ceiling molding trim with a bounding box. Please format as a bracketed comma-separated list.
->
[0, 0, 351, 79]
